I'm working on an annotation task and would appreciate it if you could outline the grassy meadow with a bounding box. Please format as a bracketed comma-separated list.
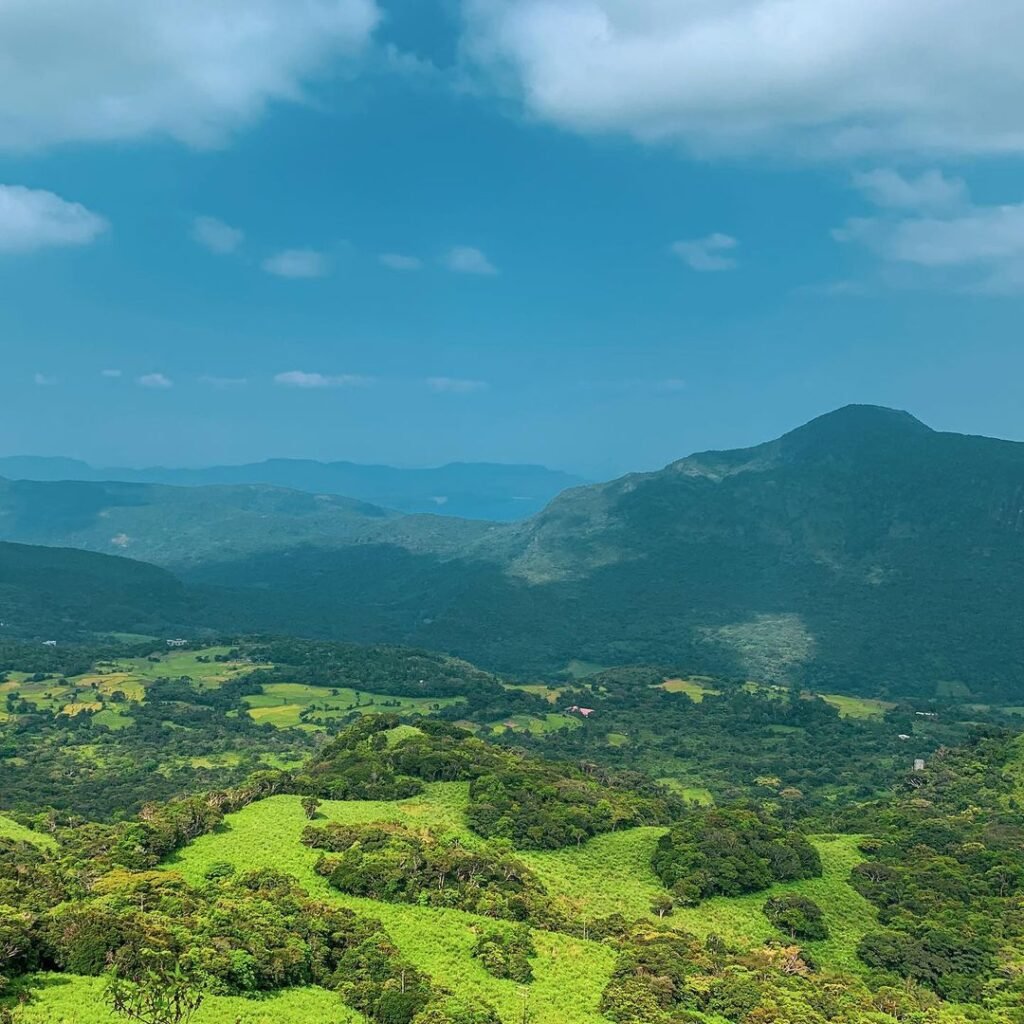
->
[150, 779, 877, 1023]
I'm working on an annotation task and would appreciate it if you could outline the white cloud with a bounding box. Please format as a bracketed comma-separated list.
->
[379, 252, 422, 271]
[462, 0, 1024, 158]
[192, 216, 244, 254]
[262, 248, 329, 278]
[852, 169, 967, 212]
[101, 368, 123, 378]
[0, 0, 381, 150]
[0, 184, 108, 253]
[137, 372, 173, 389]
[274, 370, 371, 389]
[835, 177, 1024, 293]
[444, 245, 497, 275]
[426, 377, 489, 394]
[33, 372, 56, 386]
[670, 233, 738, 272]
[199, 374, 248, 388]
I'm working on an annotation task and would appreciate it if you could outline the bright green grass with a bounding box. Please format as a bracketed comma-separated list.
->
[818, 693, 895, 720]
[503, 683, 567, 704]
[0, 813, 56, 849]
[657, 778, 714, 805]
[67, 672, 146, 702]
[107, 647, 258, 691]
[521, 830, 875, 973]
[243, 683, 463, 729]
[657, 677, 718, 701]
[13, 974, 364, 1024]
[164, 788, 615, 1024]
[490, 713, 579, 737]
[89, 707, 134, 731]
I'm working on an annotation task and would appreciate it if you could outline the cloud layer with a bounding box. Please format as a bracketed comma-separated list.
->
[835, 169, 1024, 293]
[445, 245, 497, 275]
[462, 0, 1024, 158]
[671, 233, 738, 272]
[192, 216, 244, 254]
[0, 184, 108, 252]
[0, 0, 380, 150]
[262, 248, 329, 278]
[274, 370, 370, 389]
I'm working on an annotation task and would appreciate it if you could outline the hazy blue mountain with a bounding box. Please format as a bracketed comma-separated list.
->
[0, 456, 585, 521]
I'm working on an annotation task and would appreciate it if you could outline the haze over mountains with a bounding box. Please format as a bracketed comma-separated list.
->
[0, 456, 585, 521]
[4, 404, 1024, 700]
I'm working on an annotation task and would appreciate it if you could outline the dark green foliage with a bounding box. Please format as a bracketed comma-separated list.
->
[298, 715, 678, 849]
[470, 926, 535, 983]
[845, 735, 1024, 1004]
[762, 894, 829, 940]
[105, 950, 204, 1024]
[651, 808, 821, 905]
[0, 541, 189, 638]
[307, 822, 548, 921]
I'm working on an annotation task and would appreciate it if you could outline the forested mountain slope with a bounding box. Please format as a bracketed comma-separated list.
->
[0, 541, 190, 636]
[5, 406, 1024, 699]
[192, 406, 1024, 698]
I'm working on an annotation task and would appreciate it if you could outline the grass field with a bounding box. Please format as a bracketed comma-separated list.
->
[490, 712, 580, 736]
[817, 693, 896, 719]
[242, 683, 464, 729]
[657, 677, 719, 701]
[656, 778, 715, 805]
[164, 786, 615, 1024]
[13, 974, 364, 1024]
[0, 813, 56, 849]
[161, 780, 875, 1024]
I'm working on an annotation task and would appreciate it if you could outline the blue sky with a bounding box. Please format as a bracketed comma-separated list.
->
[2, 0, 1024, 478]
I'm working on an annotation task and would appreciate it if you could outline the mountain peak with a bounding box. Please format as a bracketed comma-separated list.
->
[777, 405, 932, 457]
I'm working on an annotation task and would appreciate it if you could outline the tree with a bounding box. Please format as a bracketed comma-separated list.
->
[105, 952, 204, 1024]
[762, 895, 829, 940]
[650, 894, 674, 919]
[301, 796, 321, 820]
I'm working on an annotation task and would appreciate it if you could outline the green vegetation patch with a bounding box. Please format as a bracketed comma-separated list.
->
[14, 972, 365, 1024]
[243, 683, 463, 729]
[165, 790, 616, 1024]
[818, 693, 896, 719]
[657, 677, 719, 701]
[0, 813, 56, 849]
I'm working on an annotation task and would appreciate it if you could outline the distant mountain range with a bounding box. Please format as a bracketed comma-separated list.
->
[4, 405, 1024, 701]
[0, 456, 585, 521]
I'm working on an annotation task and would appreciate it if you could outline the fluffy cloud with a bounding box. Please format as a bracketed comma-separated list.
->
[262, 248, 329, 278]
[671, 233, 738, 272]
[0, 184, 108, 253]
[192, 216, 244, 254]
[462, 0, 1024, 158]
[379, 252, 422, 271]
[0, 0, 380, 150]
[426, 377, 488, 394]
[274, 370, 371, 388]
[137, 373, 173, 389]
[445, 246, 497, 275]
[851, 169, 967, 212]
[835, 170, 1024, 293]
